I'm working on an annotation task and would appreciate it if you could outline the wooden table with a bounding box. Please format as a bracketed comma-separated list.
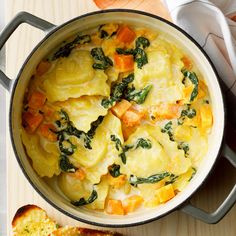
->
[6, 1, 236, 235]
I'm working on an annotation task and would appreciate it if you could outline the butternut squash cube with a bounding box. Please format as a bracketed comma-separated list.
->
[111, 99, 132, 118]
[106, 199, 124, 215]
[123, 195, 143, 214]
[155, 184, 175, 203]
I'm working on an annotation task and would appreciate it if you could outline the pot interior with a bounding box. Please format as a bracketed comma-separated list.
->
[10, 10, 225, 226]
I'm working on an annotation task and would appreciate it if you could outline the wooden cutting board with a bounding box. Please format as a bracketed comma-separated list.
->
[6, 0, 236, 235]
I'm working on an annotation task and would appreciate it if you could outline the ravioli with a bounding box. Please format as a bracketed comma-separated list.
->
[42, 50, 110, 102]
[58, 172, 92, 201]
[70, 111, 123, 184]
[21, 130, 60, 178]
[134, 39, 185, 107]
[56, 96, 108, 132]
[123, 125, 191, 177]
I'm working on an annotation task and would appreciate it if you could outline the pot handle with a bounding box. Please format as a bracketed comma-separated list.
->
[0, 11, 55, 91]
[180, 144, 236, 224]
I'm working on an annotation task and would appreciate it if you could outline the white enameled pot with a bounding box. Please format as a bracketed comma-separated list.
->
[0, 10, 236, 227]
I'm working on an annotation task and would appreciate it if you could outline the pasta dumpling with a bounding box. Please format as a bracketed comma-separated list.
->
[56, 96, 108, 132]
[72, 111, 123, 184]
[42, 50, 110, 102]
[134, 39, 185, 107]
[58, 172, 92, 201]
[21, 130, 60, 177]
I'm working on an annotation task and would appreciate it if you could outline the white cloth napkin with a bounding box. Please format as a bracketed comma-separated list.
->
[164, 0, 236, 124]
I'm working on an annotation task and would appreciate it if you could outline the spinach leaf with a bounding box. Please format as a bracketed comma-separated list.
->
[71, 189, 98, 206]
[135, 138, 152, 149]
[87, 116, 104, 139]
[135, 36, 150, 49]
[165, 174, 178, 185]
[188, 167, 197, 181]
[91, 47, 113, 70]
[110, 135, 131, 164]
[98, 24, 117, 39]
[108, 164, 121, 177]
[124, 84, 152, 104]
[129, 172, 171, 187]
[101, 73, 134, 108]
[55, 110, 103, 150]
[58, 133, 77, 155]
[134, 47, 148, 69]
[161, 121, 174, 141]
[182, 70, 199, 102]
[52, 35, 91, 60]
[116, 48, 135, 55]
[110, 134, 123, 151]
[177, 105, 196, 125]
[177, 142, 189, 157]
[59, 155, 77, 173]
[110, 135, 152, 164]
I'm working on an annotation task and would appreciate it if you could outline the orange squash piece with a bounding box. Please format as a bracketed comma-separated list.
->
[114, 54, 134, 72]
[122, 122, 137, 141]
[123, 195, 143, 214]
[150, 103, 180, 120]
[28, 91, 47, 110]
[116, 26, 136, 44]
[155, 184, 175, 203]
[38, 123, 57, 142]
[22, 111, 44, 133]
[106, 199, 124, 215]
[111, 99, 132, 118]
[36, 60, 51, 76]
[181, 56, 193, 70]
[121, 108, 143, 127]
[107, 174, 127, 189]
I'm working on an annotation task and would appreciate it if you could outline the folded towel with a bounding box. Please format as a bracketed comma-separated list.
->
[164, 0, 236, 124]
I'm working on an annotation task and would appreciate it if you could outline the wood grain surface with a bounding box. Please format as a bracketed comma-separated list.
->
[5, 1, 236, 235]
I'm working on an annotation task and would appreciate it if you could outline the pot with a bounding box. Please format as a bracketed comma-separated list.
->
[0, 10, 236, 227]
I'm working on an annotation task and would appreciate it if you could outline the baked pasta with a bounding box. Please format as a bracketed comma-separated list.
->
[21, 23, 213, 215]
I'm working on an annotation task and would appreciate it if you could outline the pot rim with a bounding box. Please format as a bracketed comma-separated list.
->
[9, 9, 226, 228]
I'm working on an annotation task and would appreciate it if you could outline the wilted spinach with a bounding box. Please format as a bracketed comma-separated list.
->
[101, 73, 134, 108]
[91, 47, 113, 70]
[129, 172, 173, 187]
[178, 105, 196, 125]
[52, 35, 91, 60]
[182, 69, 199, 102]
[71, 189, 98, 206]
[188, 167, 197, 181]
[108, 164, 121, 178]
[59, 155, 77, 173]
[177, 142, 189, 157]
[110, 135, 152, 164]
[98, 24, 117, 39]
[161, 121, 174, 141]
[55, 110, 103, 150]
[124, 84, 152, 104]
[135, 138, 152, 149]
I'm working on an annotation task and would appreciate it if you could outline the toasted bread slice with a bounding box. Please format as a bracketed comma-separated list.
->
[12, 205, 57, 236]
[12, 205, 122, 236]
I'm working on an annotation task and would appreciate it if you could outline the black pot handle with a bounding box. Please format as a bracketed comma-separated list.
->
[0, 11, 55, 91]
[180, 144, 236, 224]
